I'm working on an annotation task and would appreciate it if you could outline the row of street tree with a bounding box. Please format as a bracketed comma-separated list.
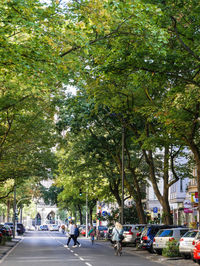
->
[0, 0, 199, 225]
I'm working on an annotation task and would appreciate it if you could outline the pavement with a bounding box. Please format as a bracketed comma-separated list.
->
[0, 237, 21, 260]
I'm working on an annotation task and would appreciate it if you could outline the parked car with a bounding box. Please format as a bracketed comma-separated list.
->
[4, 222, 14, 231]
[190, 230, 200, 261]
[153, 227, 189, 255]
[97, 226, 108, 239]
[193, 240, 200, 263]
[80, 225, 86, 236]
[140, 224, 182, 253]
[49, 224, 59, 231]
[107, 226, 114, 242]
[39, 225, 49, 231]
[0, 224, 7, 236]
[1, 224, 12, 237]
[179, 230, 199, 259]
[122, 224, 146, 246]
[4, 222, 25, 235]
[0, 231, 2, 243]
[17, 223, 25, 235]
[135, 226, 145, 247]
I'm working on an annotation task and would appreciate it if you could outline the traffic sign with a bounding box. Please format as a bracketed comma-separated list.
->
[102, 211, 107, 216]
[153, 207, 158, 213]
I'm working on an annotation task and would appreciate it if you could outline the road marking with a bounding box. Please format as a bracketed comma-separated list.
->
[85, 263, 93, 266]
[48, 233, 93, 266]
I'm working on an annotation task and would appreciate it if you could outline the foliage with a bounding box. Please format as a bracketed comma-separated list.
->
[105, 206, 139, 227]
[162, 240, 180, 257]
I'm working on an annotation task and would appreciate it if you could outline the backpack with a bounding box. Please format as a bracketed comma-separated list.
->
[74, 227, 79, 237]
[116, 229, 124, 241]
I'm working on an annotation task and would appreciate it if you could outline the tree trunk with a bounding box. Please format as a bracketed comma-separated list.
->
[109, 180, 121, 206]
[143, 147, 173, 225]
[7, 200, 10, 222]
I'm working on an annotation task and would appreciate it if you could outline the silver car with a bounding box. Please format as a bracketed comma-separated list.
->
[153, 227, 189, 255]
[123, 224, 146, 246]
[179, 230, 199, 258]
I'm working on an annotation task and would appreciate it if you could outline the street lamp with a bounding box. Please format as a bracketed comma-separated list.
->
[121, 124, 125, 225]
[79, 188, 88, 238]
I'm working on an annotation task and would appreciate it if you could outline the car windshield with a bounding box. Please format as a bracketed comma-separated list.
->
[123, 226, 132, 231]
[159, 230, 173, 237]
[182, 231, 198, 238]
[141, 226, 148, 236]
[155, 229, 165, 237]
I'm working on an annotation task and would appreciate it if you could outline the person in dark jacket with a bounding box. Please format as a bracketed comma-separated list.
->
[74, 224, 81, 247]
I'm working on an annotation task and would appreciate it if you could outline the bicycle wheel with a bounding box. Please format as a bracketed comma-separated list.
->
[116, 242, 121, 256]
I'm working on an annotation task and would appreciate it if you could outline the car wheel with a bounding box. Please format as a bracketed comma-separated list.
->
[148, 246, 154, 253]
[181, 253, 191, 259]
[155, 249, 162, 255]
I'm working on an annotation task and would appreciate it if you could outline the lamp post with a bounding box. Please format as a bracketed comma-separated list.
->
[86, 189, 88, 238]
[121, 124, 125, 225]
[79, 188, 88, 238]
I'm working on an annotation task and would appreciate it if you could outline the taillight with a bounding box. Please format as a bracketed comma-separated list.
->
[179, 238, 184, 241]
[192, 240, 195, 245]
[169, 237, 175, 241]
[136, 232, 140, 237]
[128, 229, 133, 235]
[153, 238, 155, 242]
[142, 236, 148, 240]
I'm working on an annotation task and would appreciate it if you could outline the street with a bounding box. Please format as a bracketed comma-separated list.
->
[0, 231, 164, 266]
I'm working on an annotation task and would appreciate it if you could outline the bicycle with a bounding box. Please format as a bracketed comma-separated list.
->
[114, 241, 122, 256]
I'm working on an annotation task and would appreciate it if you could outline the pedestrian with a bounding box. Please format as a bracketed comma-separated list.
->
[65, 221, 76, 247]
[74, 224, 81, 247]
[88, 226, 95, 244]
[112, 222, 124, 255]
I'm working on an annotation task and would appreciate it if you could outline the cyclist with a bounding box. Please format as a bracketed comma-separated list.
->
[112, 222, 124, 256]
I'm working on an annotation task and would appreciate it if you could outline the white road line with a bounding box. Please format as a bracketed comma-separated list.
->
[48, 233, 94, 266]
[85, 263, 93, 266]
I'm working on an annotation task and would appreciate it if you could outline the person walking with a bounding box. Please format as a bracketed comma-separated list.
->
[65, 221, 76, 247]
[74, 225, 81, 247]
[88, 226, 95, 245]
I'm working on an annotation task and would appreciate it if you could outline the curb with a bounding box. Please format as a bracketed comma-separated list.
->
[0, 237, 22, 264]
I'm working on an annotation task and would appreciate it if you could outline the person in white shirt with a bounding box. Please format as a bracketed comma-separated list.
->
[66, 221, 76, 247]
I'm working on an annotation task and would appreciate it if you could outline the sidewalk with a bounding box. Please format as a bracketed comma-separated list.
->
[0, 237, 21, 260]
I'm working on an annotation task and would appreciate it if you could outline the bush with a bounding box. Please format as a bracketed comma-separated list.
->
[0, 236, 6, 246]
[162, 240, 180, 257]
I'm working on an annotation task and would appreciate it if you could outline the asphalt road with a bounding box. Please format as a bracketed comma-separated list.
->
[0, 231, 164, 266]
